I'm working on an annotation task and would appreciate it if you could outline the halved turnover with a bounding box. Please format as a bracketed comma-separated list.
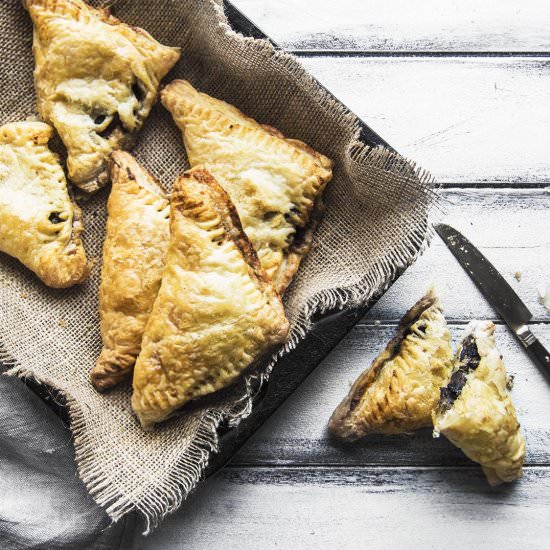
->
[132, 168, 290, 429]
[433, 321, 526, 485]
[24, 0, 180, 192]
[91, 152, 170, 392]
[161, 79, 333, 294]
[329, 289, 453, 440]
[0, 121, 88, 288]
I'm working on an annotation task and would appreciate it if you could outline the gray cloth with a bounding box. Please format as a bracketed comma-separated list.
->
[0, 376, 130, 549]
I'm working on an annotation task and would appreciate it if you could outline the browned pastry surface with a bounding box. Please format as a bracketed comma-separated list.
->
[161, 79, 333, 294]
[132, 167, 290, 429]
[24, 0, 180, 192]
[91, 152, 170, 392]
[329, 289, 453, 440]
[433, 321, 526, 485]
[0, 121, 88, 288]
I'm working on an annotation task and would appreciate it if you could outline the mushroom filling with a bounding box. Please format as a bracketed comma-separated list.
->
[98, 113, 123, 139]
[48, 211, 63, 224]
[132, 81, 145, 103]
[438, 335, 481, 411]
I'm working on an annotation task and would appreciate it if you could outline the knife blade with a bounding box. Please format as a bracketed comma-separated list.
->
[435, 223, 550, 378]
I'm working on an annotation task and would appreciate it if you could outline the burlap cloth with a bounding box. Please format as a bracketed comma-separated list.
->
[0, 0, 441, 531]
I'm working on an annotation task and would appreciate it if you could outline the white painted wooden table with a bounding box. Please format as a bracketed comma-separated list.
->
[132, 1, 550, 548]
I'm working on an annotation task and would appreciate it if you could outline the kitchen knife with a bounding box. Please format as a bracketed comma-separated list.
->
[435, 223, 550, 378]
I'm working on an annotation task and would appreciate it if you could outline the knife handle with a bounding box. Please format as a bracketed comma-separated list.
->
[516, 326, 550, 379]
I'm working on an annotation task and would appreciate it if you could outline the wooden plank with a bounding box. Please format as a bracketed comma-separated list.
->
[366, 189, 550, 323]
[232, 323, 550, 466]
[233, 0, 550, 52]
[297, 56, 550, 185]
[137, 466, 550, 550]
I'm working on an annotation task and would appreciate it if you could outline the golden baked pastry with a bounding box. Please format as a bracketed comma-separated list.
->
[24, 0, 181, 192]
[433, 321, 526, 485]
[329, 289, 453, 440]
[91, 152, 169, 392]
[132, 167, 290, 429]
[161, 80, 333, 294]
[0, 121, 88, 288]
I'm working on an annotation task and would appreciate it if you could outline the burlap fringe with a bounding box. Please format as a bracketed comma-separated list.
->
[0, 0, 444, 533]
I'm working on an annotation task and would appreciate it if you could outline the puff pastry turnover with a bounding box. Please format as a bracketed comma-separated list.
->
[24, 0, 180, 192]
[161, 80, 333, 294]
[91, 152, 169, 392]
[132, 167, 290, 429]
[0, 121, 88, 288]
[329, 289, 453, 440]
[433, 321, 526, 485]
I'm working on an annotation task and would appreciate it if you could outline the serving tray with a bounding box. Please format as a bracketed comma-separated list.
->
[15, 1, 412, 477]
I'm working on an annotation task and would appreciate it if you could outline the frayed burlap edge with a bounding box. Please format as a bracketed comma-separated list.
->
[1, 0, 445, 533]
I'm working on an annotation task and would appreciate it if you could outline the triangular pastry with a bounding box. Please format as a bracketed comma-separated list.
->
[329, 289, 453, 440]
[132, 167, 290, 429]
[24, 0, 181, 192]
[0, 121, 88, 288]
[161, 80, 333, 294]
[433, 321, 526, 485]
[91, 152, 169, 392]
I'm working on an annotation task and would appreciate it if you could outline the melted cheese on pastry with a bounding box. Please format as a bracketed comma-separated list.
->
[24, 0, 181, 192]
[0, 121, 88, 288]
[433, 321, 526, 485]
[161, 79, 333, 294]
[91, 152, 169, 392]
[132, 168, 290, 429]
[329, 289, 453, 440]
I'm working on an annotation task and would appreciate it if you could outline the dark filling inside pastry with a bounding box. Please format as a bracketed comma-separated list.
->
[98, 113, 123, 139]
[290, 223, 309, 252]
[132, 80, 145, 104]
[438, 335, 481, 411]
[48, 212, 63, 224]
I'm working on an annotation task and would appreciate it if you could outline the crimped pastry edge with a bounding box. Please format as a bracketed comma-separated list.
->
[160, 79, 333, 295]
[132, 167, 290, 429]
[90, 151, 169, 392]
[328, 289, 439, 440]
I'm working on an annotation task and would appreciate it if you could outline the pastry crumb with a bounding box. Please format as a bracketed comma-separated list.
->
[58, 318, 68, 328]
[514, 271, 522, 282]
[20, 291, 29, 299]
[538, 284, 550, 314]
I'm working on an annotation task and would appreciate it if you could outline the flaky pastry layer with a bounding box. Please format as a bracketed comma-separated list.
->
[132, 167, 290, 429]
[24, 0, 180, 192]
[0, 121, 88, 287]
[91, 152, 169, 392]
[329, 288, 453, 440]
[161, 79, 333, 294]
[433, 321, 526, 485]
